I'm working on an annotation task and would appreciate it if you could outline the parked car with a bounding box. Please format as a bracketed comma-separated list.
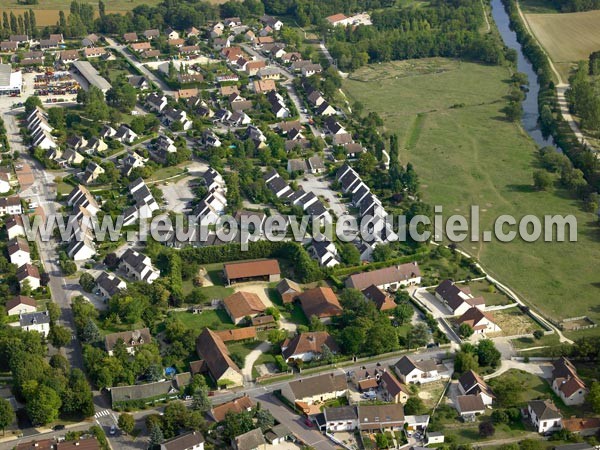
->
[53, 425, 65, 431]
[110, 426, 116, 435]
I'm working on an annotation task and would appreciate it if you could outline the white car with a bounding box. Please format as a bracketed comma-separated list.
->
[109, 426, 116, 435]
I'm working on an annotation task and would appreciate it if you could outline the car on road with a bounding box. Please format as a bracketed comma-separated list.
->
[304, 418, 313, 427]
[109, 426, 116, 435]
[53, 425, 65, 431]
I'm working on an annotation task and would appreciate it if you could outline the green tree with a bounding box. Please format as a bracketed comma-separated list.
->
[149, 422, 164, 446]
[477, 339, 501, 368]
[393, 303, 413, 325]
[118, 413, 135, 435]
[587, 382, 600, 413]
[0, 398, 15, 435]
[79, 272, 96, 292]
[490, 374, 520, 407]
[256, 408, 275, 431]
[533, 330, 544, 340]
[81, 318, 100, 343]
[338, 243, 360, 265]
[454, 350, 479, 374]
[404, 396, 426, 415]
[26, 385, 62, 425]
[223, 410, 253, 439]
[533, 170, 553, 191]
[191, 386, 211, 413]
[24, 96, 42, 114]
[408, 323, 430, 348]
[458, 323, 474, 339]
[479, 421, 495, 437]
[49, 324, 71, 348]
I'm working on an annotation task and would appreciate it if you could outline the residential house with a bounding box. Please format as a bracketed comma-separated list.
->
[435, 279, 486, 316]
[80, 162, 105, 184]
[0, 42, 17, 52]
[379, 371, 410, 404]
[6, 215, 25, 239]
[458, 370, 494, 406]
[131, 42, 152, 53]
[110, 378, 187, 407]
[16, 263, 40, 290]
[96, 271, 126, 298]
[82, 33, 100, 47]
[562, 418, 600, 437]
[346, 262, 422, 290]
[123, 32, 138, 43]
[232, 428, 265, 450]
[261, 15, 283, 31]
[222, 291, 266, 325]
[456, 395, 486, 420]
[302, 63, 323, 77]
[165, 27, 180, 40]
[0, 196, 22, 215]
[264, 425, 291, 446]
[84, 47, 107, 58]
[195, 328, 244, 387]
[186, 27, 200, 37]
[309, 240, 339, 268]
[394, 356, 448, 384]
[326, 14, 351, 27]
[19, 311, 50, 337]
[281, 373, 347, 408]
[297, 287, 343, 323]
[528, 400, 563, 434]
[129, 75, 150, 89]
[60, 49, 80, 63]
[160, 431, 204, 450]
[6, 295, 37, 316]
[66, 185, 100, 216]
[114, 125, 138, 144]
[120, 248, 160, 283]
[147, 93, 168, 112]
[253, 79, 276, 94]
[457, 307, 500, 334]
[324, 406, 358, 432]
[209, 396, 255, 422]
[8, 237, 31, 267]
[264, 170, 292, 199]
[121, 152, 147, 177]
[551, 357, 588, 406]
[245, 61, 266, 77]
[362, 285, 396, 312]
[105, 328, 151, 356]
[143, 29, 160, 40]
[215, 328, 257, 343]
[357, 404, 405, 432]
[282, 331, 339, 362]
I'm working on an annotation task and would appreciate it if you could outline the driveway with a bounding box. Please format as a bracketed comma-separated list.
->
[412, 288, 450, 318]
[242, 341, 272, 382]
[232, 283, 297, 332]
[484, 360, 554, 380]
[297, 174, 347, 218]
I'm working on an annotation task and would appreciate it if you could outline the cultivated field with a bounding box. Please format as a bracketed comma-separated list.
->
[524, 10, 600, 79]
[343, 58, 600, 328]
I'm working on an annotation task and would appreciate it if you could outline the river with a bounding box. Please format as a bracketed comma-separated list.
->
[490, 0, 560, 150]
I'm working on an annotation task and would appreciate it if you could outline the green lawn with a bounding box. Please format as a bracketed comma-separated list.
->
[169, 309, 235, 331]
[511, 333, 560, 349]
[182, 279, 233, 300]
[343, 58, 600, 325]
[463, 280, 513, 306]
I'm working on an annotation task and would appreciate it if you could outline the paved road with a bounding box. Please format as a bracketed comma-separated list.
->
[104, 37, 176, 96]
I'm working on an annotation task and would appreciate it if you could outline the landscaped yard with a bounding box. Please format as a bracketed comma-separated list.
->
[169, 309, 235, 331]
[344, 58, 600, 326]
[511, 333, 560, 349]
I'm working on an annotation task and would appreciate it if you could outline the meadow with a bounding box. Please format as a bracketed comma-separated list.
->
[524, 9, 600, 79]
[343, 58, 600, 328]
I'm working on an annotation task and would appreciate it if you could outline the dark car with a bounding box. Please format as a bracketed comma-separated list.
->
[53, 425, 65, 431]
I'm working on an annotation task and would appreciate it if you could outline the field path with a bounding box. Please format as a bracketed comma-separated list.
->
[517, 1, 593, 151]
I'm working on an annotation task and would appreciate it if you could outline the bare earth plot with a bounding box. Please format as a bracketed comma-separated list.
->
[343, 58, 600, 329]
[525, 10, 600, 80]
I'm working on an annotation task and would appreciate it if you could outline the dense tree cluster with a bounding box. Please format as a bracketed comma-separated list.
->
[0, 10, 37, 39]
[454, 339, 501, 374]
[567, 62, 600, 132]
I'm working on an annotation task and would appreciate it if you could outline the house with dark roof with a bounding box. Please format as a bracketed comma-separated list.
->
[95, 271, 126, 298]
[17, 263, 40, 290]
[264, 424, 291, 445]
[458, 370, 494, 406]
[6, 295, 37, 316]
[110, 378, 185, 407]
[281, 373, 347, 408]
[196, 328, 243, 387]
[324, 406, 358, 432]
[435, 280, 486, 316]
[104, 328, 151, 356]
[394, 356, 449, 384]
[551, 357, 587, 405]
[528, 400, 562, 434]
[282, 331, 339, 362]
[457, 307, 500, 334]
[232, 428, 265, 450]
[120, 248, 160, 283]
[19, 311, 50, 337]
[357, 404, 405, 431]
[455, 394, 486, 419]
[362, 285, 396, 312]
[160, 431, 204, 450]
[222, 291, 266, 325]
[297, 287, 343, 323]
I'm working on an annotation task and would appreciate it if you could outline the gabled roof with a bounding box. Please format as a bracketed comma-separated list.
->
[358, 403, 405, 428]
[6, 295, 37, 312]
[458, 370, 494, 398]
[456, 394, 485, 413]
[325, 405, 357, 422]
[394, 355, 439, 375]
[380, 371, 409, 397]
[196, 328, 241, 380]
[529, 399, 562, 421]
[288, 373, 347, 399]
[346, 263, 421, 290]
[105, 328, 151, 351]
[211, 396, 254, 422]
[457, 307, 496, 330]
[362, 285, 396, 311]
[224, 259, 280, 280]
[223, 291, 266, 320]
[282, 331, 339, 360]
[161, 431, 204, 450]
[234, 428, 265, 450]
[297, 287, 343, 320]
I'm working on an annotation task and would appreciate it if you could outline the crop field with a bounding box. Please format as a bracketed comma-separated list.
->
[343, 58, 600, 329]
[524, 10, 600, 79]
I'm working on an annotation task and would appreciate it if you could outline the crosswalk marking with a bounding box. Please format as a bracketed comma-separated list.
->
[94, 410, 111, 419]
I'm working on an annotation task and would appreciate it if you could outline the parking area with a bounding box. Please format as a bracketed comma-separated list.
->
[157, 176, 195, 213]
[297, 174, 347, 218]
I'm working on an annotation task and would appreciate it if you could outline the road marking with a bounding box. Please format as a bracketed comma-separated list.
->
[94, 409, 111, 418]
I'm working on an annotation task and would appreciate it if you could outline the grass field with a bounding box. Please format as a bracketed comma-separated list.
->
[462, 280, 513, 306]
[343, 59, 600, 328]
[524, 10, 600, 80]
[490, 307, 543, 336]
[170, 309, 235, 331]
[511, 332, 560, 349]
